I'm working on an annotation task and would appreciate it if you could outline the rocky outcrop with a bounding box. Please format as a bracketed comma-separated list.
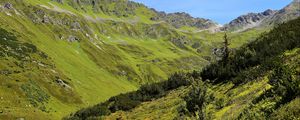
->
[170, 36, 190, 49]
[71, 22, 81, 30]
[42, 15, 51, 23]
[56, 79, 72, 90]
[4, 3, 13, 9]
[67, 35, 80, 42]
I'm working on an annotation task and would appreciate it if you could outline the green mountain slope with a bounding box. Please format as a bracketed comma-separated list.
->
[0, 0, 265, 119]
[69, 17, 300, 119]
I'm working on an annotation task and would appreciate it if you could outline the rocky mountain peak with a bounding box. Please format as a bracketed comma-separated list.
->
[262, 0, 300, 26]
[262, 9, 276, 16]
[222, 9, 276, 31]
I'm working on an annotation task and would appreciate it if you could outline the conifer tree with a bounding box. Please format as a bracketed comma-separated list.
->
[223, 33, 230, 62]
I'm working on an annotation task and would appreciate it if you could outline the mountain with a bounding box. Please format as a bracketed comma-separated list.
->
[51, 0, 218, 30]
[263, 0, 300, 25]
[224, 0, 300, 31]
[223, 9, 277, 31]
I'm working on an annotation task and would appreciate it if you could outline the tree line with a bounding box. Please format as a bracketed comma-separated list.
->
[65, 72, 192, 120]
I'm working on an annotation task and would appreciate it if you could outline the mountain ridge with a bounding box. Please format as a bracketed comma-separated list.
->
[45, 0, 300, 32]
[223, 9, 277, 31]
[49, 0, 219, 30]
[224, 0, 300, 31]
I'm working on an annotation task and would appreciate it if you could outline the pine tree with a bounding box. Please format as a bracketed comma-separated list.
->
[223, 33, 230, 62]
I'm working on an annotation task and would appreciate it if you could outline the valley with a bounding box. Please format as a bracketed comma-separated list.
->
[0, 0, 299, 119]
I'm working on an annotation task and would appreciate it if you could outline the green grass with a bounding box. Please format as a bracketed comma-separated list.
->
[100, 48, 300, 119]
[0, 0, 266, 119]
[104, 87, 188, 120]
[0, 8, 137, 119]
[102, 76, 271, 120]
[270, 97, 300, 119]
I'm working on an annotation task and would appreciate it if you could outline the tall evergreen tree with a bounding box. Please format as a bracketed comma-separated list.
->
[223, 33, 230, 62]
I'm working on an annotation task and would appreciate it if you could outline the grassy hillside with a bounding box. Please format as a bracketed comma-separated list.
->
[0, 0, 264, 119]
[69, 17, 300, 119]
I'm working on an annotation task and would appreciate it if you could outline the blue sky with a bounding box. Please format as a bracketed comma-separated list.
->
[132, 0, 293, 24]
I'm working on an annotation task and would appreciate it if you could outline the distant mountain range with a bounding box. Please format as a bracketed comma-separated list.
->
[223, 0, 300, 31]
[146, 0, 300, 32]
[51, 0, 300, 31]
[149, 10, 219, 30]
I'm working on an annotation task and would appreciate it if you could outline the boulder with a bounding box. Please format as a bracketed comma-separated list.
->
[71, 22, 81, 30]
[67, 35, 79, 42]
[42, 15, 50, 23]
[4, 3, 12, 9]
[119, 70, 127, 76]
[56, 79, 72, 89]
[151, 58, 160, 63]
[170, 36, 190, 49]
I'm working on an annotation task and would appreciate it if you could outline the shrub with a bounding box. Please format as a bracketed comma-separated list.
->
[184, 79, 209, 119]
[269, 63, 300, 106]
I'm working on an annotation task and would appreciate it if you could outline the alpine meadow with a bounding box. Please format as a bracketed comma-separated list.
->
[0, 0, 300, 120]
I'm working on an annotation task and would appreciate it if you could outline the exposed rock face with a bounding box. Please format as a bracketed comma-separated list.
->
[4, 3, 13, 9]
[223, 9, 277, 31]
[151, 11, 218, 30]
